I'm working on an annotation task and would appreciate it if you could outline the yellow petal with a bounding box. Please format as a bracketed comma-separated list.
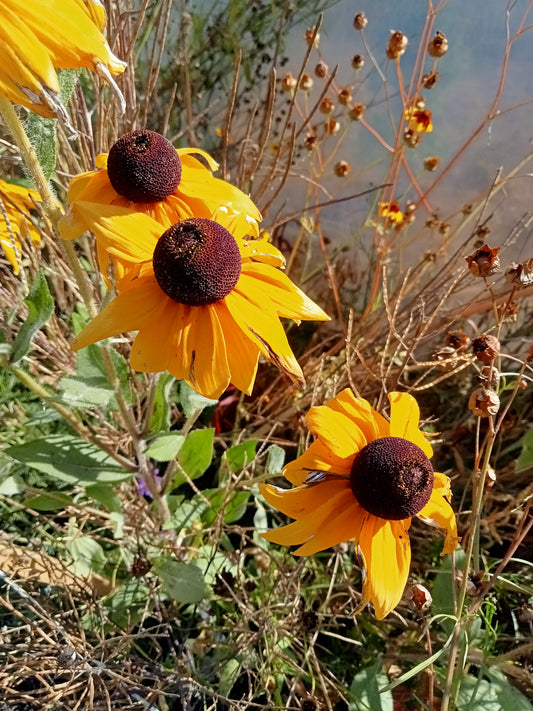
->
[214, 300, 260, 394]
[328, 389, 390, 442]
[283, 439, 353, 485]
[261, 487, 354, 547]
[389, 392, 433, 458]
[0, 230, 21, 274]
[69, 202, 161, 264]
[72, 276, 166, 350]
[240, 263, 329, 322]
[305, 405, 368, 459]
[418, 477, 459, 555]
[359, 516, 412, 620]
[260, 479, 350, 518]
[129, 298, 181, 374]
[295, 497, 365, 556]
[224, 286, 304, 387]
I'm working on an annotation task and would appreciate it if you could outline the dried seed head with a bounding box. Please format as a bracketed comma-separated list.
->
[319, 97, 335, 114]
[280, 72, 297, 92]
[472, 334, 501, 363]
[462, 203, 473, 215]
[424, 156, 440, 171]
[422, 71, 439, 89]
[387, 30, 408, 60]
[505, 258, 533, 287]
[465, 244, 500, 277]
[314, 61, 328, 78]
[299, 73, 314, 91]
[304, 27, 320, 47]
[350, 437, 434, 520]
[349, 103, 365, 121]
[152, 218, 241, 306]
[478, 365, 500, 390]
[352, 54, 365, 70]
[353, 12, 368, 30]
[496, 299, 518, 323]
[107, 130, 182, 203]
[334, 160, 351, 177]
[403, 128, 421, 148]
[468, 387, 500, 417]
[428, 31, 448, 58]
[304, 133, 318, 150]
[407, 583, 432, 611]
[404, 200, 416, 223]
[338, 87, 352, 105]
[439, 221, 451, 237]
[447, 329, 470, 352]
[325, 117, 341, 135]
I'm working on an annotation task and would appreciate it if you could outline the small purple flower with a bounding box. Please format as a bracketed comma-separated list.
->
[136, 469, 162, 499]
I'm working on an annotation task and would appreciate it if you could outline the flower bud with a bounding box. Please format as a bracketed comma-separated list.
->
[304, 27, 320, 47]
[314, 61, 328, 78]
[334, 161, 351, 177]
[280, 73, 297, 92]
[422, 71, 439, 89]
[387, 30, 408, 60]
[319, 97, 335, 114]
[353, 12, 368, 30]
[349, 103, 365, 121]
[352, 54, 365, 70]
[338, 87, 352, 105]
[424, 156, 440, 171]
[447, 329, 470, 352]
[325, 117, 341, 135]
[299, 73, 314, 91]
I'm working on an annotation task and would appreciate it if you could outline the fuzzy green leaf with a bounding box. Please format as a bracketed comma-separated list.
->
[145, 432, 185, 461]
[153, 558, 208, 603]
[11, 271, 54, 363]
[179, 381, 218, 418]
[349, 661, 393, 711]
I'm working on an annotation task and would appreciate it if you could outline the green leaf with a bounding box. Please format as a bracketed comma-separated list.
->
[164, 496, 209, 531]
[85, 484, 123, 514]
[148, 372, 175, 434]
[267, 444, 285, 474]
[349, 661, 393, 711]
[224, 440, 257, 472]
[67, 535, 106, 578]
[153, 557, 208, 603]
[0, 474, 25, 496]
[101, 579, 151, 629]
[6, 434, 132, 487]
[24, 491, 73, 511]
[11, 271, 54, 363]
[203, 488, 250, 524]
[175, 428, 215, 482]
[145, 432, 185, 461]
[432, 547, 466, 634]
[179, 381, 218, 418]
[60, 375, 115, 407]
[486, 668, 533, 711]
[516, 426, 533, 471]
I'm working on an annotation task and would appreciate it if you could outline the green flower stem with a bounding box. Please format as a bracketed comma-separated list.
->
[0, 355, 135, 472]
[0, 96, 98, 318]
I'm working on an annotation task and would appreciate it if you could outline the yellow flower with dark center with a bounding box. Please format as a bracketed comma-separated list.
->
[0, 179, 42, 274]
[70, 202, 329, 399]
[59, 130, 265, 280]
[379, 200, 403, 224]
[260, 389, 459, 620]
[0, 0, 126, 120]
[404, 107, 433, 133]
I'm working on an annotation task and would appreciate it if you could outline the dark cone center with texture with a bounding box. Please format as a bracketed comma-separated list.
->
[107, 129, 182, 203]
[152, 218, 241, 306]
[350, 437, 434, 520]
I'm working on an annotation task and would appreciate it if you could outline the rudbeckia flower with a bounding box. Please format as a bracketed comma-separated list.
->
[0, 179, 42, 274]
[58, 130, 262, 255]
[70, 202, 329, 399]
[260, 389, 459, 620]
[0, 0, 126, 121]
[379, 200, 403, 224]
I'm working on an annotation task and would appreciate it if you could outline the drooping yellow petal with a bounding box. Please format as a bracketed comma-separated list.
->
[214, 300, 260, 394]
[72, 275, 166, 350]
[224, 286, 305, 387]
[68, 202, 161, 265]
[261, 488, 354, 547]
[240, 263, 329, 322]
[294, 497, 365, 556]
[327, 389, 391, 442]
[388, 391, 433, 458]
[418, 477, 459, 555]
[128, 298, 181, 374]
[358, 515, 412, 620]
[260, 479, 350, 518]
[305, 405, 368, 459]
[0, 180, 42, 274]
[284, 439, 353, 485]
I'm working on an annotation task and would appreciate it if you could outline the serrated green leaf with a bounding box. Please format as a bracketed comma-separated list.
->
[24, 491, 73, 511]
[267, 444, 285, 474]
[179, 381, 218, 418]
[153, 558, 208, 603]
[6, 434, 131, 486]
[349, 661, 393, 711]
[148, 372, 175, 434]
[224, 440, 257, 472]
[176, 428, 214, 481]
[11, 271, 54, 363]
[145, 432, 185, 461]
